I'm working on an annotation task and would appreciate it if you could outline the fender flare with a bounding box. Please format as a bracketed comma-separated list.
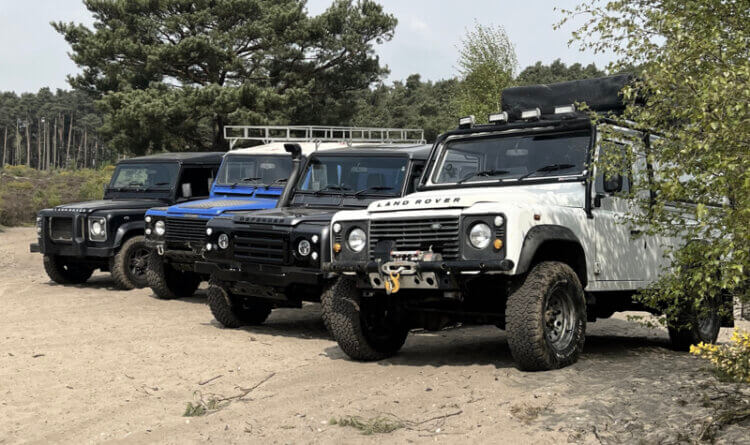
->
[516, 225, 584, 275]
[113, 221, 146, 249]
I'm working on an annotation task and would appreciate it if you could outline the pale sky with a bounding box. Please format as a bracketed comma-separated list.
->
[0, 0, 614, 94]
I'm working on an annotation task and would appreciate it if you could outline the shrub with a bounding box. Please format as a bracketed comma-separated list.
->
[0, 165, 114, 226]
[691, 330, 750, 384]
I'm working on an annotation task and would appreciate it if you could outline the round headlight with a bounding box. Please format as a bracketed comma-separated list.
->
[154, 220, 166, 236]
[469, 223, 492, 249]
[297, 239, 311, 256]
[333, 223, 342, 234]
[91, 221, 104, 236]
[145, 228, 152, 235]
[494, 215, 505, 226]
[218, 233, 229, 249]
[145, 216, 152, 223]
[347, 228, 366, 253]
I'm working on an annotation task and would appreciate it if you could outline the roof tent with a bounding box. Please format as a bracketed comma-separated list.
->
[501, 74, 635, 117]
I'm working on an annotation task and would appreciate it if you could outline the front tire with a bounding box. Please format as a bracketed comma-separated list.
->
[321, 277, 408, 361]
[146, 253, 201, 299]
[111, 236, 151, 290]
[207, 283, 272, 328]
[506, 261, 586, 371]
[43, 255, 93, 285]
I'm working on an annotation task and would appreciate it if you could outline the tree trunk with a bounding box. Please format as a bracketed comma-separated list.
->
[2, 126, 7, 167]
[66, 114, 73, 168]
[53, 116, 58, 169]
[83, 129, 88, 168]
[36, 118, 42, 169]
[25, 117, 31, 167]
[15, 120, 20, 165]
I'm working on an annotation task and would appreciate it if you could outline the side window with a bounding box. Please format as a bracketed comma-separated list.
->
[595, 139, 632, 195]
[407, 163, 425, 194]
[179, 167, 216, 198]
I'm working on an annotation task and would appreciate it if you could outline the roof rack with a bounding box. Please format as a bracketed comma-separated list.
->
[224, 125, 426, 149]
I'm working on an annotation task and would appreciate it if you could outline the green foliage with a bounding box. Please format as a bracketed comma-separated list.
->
[515, 59, 605, 86]
[0, 165, 113, 226]
[455, 22, 517, 123]
[562, 0, 749, 319]
[350, 74, 459, 142]
[55, 0, 397, 153]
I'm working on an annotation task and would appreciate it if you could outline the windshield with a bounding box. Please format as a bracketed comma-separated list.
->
[109, 163, 179, 190]
[431, 130, 591, 185]
[215, 155, 292, 187]
[296, 156, 408, 196]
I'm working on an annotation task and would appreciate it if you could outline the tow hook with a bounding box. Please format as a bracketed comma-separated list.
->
[156, 244, 164, 256]
[384, 269, 402, 295]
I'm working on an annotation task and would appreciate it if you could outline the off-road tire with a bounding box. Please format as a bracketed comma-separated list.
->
[320, 277, 408, 361]
[146, 253, 201, 299]
[43, 255, 93, 285]
[110, 236, 151, 290]
[506, 261, 586, 371]
[668, 302, 721, 351]
[207, 283, 272, 328]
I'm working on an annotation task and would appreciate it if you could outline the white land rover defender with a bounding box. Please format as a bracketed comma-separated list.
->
[322, 75, 723, 371]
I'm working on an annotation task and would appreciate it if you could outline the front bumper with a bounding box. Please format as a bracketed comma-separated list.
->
[31, 240, 115, 258]
[147, 239, 203, 264]
[326, 259, 515, 291]
[196, 261, 325, 287]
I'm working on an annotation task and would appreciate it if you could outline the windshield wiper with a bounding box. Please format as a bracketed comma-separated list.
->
[230, 177, 262, 188]
[314, 185, 351, 195]
[518, 164, 577, 181]
[457, 169, 510, 184]
[264, 178, 288, 189]
[353, 186, 394, 197]
[144, 181, 171, 191]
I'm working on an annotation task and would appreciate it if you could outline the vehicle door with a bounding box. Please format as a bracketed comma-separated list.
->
[591, 128, 647, 283]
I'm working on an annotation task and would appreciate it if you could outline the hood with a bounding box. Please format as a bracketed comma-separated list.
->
[230, 207, 337, 227]
[165, 196, 279, 217]
[367, 182, 585, 213]
[53, 199, 165, 213]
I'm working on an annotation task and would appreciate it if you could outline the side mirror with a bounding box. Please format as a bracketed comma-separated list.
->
[181, 183, 193, 198]
[603, 175, 623, 193]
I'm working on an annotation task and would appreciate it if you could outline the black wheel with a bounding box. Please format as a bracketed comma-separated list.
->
[111, 236, 151, 289]
[146, 253, 201, 299]
[668, 300, 721, 351]
[43, 255, 93, 285]
[321, 277, 408, 361]
[506, 261, 586, 371]
[207, 282, 272, 328]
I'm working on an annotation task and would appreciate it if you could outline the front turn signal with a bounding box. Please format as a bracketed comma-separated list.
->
[493, 239, 503, 250]
[333, 242, 342, 254]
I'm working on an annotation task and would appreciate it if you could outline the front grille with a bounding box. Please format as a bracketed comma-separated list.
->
[233, 230, 288, 265]
[49, 217, 74, 242]
[165, 218, 208, 242]
[369, 217, 461, 260]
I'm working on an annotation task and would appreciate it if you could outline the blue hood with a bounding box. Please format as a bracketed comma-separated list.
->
[147, 190, 281, 218]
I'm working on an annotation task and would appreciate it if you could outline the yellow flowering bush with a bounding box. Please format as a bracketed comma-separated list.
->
[691, 330, 750, 383]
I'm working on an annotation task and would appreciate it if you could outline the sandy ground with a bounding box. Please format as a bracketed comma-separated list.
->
[0, 226, 748, 444]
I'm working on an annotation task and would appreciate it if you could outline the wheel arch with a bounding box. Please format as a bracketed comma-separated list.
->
[516, 225, 588, 287]
[113, 221, 146, 249]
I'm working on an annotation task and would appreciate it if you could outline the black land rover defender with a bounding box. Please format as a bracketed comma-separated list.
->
[197, 144, 431, 328]
[30, 152, 223, 289]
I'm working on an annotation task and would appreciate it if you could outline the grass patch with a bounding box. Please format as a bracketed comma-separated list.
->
[0, 164, 114, 226]
[183, 396, 227, 417]
[509, 403, 549, 424]
[329, 415, 405, 435]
